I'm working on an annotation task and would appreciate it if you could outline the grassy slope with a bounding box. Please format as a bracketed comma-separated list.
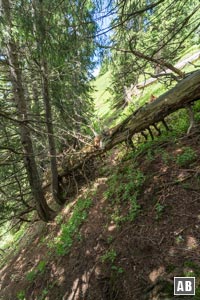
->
[92, 45, 200, 129]
[1, 47, 200, 300]
[93, 70, 112, 117]
[2, 129, 200, 300]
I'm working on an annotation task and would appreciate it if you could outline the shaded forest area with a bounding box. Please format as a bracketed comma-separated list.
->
[0, 0, 200, 299]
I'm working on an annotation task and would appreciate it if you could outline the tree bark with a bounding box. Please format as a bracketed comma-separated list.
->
[106, 70, 200, 148]
[41, 60, 64, 204]
[32, 0, 64, 205]
[1, 0, 55, 222]
[60, 70, 200, 176]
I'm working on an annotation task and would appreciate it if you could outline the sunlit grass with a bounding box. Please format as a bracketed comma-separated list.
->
[91, 46, 200, 130]
[92, 70, 112, 118]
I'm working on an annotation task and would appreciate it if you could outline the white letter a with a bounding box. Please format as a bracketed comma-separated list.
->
[177, 281, 184, 291]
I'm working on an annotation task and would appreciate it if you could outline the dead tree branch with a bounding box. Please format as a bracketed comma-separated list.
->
[59, 70, 200, 177]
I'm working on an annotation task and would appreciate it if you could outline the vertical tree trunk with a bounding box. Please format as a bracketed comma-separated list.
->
[41, 60, 64, 204]
[32, 0, 64, 205]
[1, 0, 55, 222]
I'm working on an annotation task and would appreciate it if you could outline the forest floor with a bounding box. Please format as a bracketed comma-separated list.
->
[1, 128, 200, 300]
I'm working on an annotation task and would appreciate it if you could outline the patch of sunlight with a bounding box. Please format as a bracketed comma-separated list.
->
[108, 222, 117, 232]
[63, 278, 80, 300]
[92, 177, 107, 190]
[174, 148, 183, 154]
[52, 264, 65, 285]
[96, 177, 108, 183]
[161, 166, 168, 173]
[63, 269, 92, 300]
[58, 273, 65, 285]
[149, 266, 165, 282]
[152, 174, 163, 182]
[186, 236, 198, 250]
[0, 232, 13, 249]
[177, 171, 187, 180]
[85, 249, 91, 256]
[63, 200, 76, 215]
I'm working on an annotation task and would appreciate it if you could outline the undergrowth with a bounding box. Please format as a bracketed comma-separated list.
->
[49, 197, 92, 256]
[104, 164, 145, 224]
[183, 261, 200, 300]
[26, 260, 46, 282]
[176, 147, 197, 167]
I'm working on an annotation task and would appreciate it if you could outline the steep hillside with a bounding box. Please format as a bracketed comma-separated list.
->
[1, 48, 200, 300]
[1, 126, 200, 299]
[1, 1, 200, 299]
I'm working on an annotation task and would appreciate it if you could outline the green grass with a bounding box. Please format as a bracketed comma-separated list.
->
[51, 197, 92, 256]
[0, 222, 26, 250]
[0, 222, 28, 269]
[92, 71, 113, 120]
[101, 248, 117, 263]
[26, 260, 47, 282]
[104, 165, 145, 224]
[176, 147, 197, 167]
[155, 202, 165, 220]
[183, 261, 200, 299]
[17, 290, 26, 300]
[91, 44, 200, 132]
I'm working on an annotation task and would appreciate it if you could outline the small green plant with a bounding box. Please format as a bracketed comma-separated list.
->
[107, 235, 114, 244]
[55, 214, 63, 225]
[128, 195, 141, 221]
[183, 261, 200, 299]
[166, 264, 176, 273]
[54, 198, 92, 255]
[105, 167, 145, 223]
[184, 261, 200, 277]
[17, 290, 26, 300]
[176, 147, 197, 167]
[26, 260, 46, 282]
[111, 209, 125, 225]
[146, 149, 154, 161]
[162, 151, 171, 164]
[37, 260, 46, 273]
[111, 265, 124, 274]
[195, 287, 200, 300]
[175, 235, 184, 244]
[26, 269, 37, 282]
[184, 269, 195, 277]
[155, 202, 165, 220]
[39, 288, 49, 300]
[101, 249, 117, 263]
[171, 109, 189, 134]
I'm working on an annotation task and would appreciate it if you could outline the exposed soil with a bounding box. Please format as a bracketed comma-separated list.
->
[1, 131, 200, 300]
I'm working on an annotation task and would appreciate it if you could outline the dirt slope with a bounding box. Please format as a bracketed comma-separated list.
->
[1, 131, 200, 300]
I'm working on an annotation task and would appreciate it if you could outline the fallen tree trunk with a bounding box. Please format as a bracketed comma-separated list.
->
[60, 70, 200, 176]
[105, 70, 200, 148]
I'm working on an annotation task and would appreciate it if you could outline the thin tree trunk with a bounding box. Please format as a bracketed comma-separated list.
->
[32, 0, 64, 205]
[41, 60, 64, 204]
[1, 0, 55, 222]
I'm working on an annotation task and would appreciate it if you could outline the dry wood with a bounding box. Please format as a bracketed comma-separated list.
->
[60, 70, 200, 177]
